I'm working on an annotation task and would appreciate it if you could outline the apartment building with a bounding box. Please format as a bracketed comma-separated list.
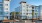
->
[32, 6, 40, 19]
[0, 0, 11, 20]
[15, 1, 42, 20]
[0, 2, 4, 20]
[39, 5, 42, 20]
[15, 1, 33, 19]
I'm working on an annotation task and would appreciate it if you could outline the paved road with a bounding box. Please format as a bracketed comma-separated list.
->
[13, 20, 42, 23]
[14, 20, 32, 23]
[24, 20, 32, 23]
[23, 20, 42, 23]
[35, 21, 42, 23]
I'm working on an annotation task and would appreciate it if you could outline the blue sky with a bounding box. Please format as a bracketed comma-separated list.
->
[0, 0, 42, 12]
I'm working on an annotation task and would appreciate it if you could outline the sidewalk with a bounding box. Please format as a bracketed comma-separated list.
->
[24, 20, 32, 23]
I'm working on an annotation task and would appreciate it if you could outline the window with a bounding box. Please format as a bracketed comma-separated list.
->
[32, 10, 34, 11]
[6, 12, 8, 14]
[0, 12, 3, 15]
[35, 13, 38, 15]
[27, 10, 28, 11]
[28, 10, 32, 13]
[0, 7, 3, 10]
[5, 4, 8, 6]
[28, 14, 32, 16]
[26, 13, 28, 15]
[35, 6, 39, 9]
[27, 5, 28, 6]
[0, 4, 3, 6]
[32, 7, 34, 9]
[27, 7, 28, 8]
[5, 8, 8, 10]
[4, 12, 8, 14]
[0, 8, 2, 10]
[35, 10, 38, 12]
[23, 6, 25, 7]
[0, 7, 3, 8]
[5, 16, 8, 19]
[23, 13, 25, 14]
[21, 16, 27, 19]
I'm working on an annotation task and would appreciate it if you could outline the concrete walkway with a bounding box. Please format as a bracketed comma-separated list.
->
[25, 20, 32, 23]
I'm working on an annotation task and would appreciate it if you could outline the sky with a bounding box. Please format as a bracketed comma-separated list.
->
[0, 0, 42, 12]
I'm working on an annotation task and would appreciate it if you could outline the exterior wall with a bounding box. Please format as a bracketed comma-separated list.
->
[15, 2, 32, 19]
[21, 3, 27, 16]
[0, 2, 4, 20]
[3, 0, 10, 20]
[15, 1, 41, 20]
[20, 3, 27, 19]
[39, 5, 42, 20]
[0, 0, 10, 20]
[27, 5, 32, 19]
[20, 3, 32, 19]
[34, 6, 39, 19]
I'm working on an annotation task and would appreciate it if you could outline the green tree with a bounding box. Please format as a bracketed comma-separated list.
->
[10, 12, 16, 20]
[10, 12, 20, 20]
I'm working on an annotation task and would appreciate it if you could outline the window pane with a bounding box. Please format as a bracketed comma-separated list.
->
[0, 4, 3, 6]
[5, 8, 8, 10]
[5, 4, 8, 6]
[4, 12, 8, 14]
[0, 12, 3, 15]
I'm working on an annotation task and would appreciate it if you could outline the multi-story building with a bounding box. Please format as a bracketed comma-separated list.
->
[15, 1, 42, 20]
[39, 5, 42, 20]
[15, 1, 32, 19]
[0, 2, 4, 20]
[0, 0, 11, 20]
[3, 0, 11, 20]
[33, 6, 40, 19]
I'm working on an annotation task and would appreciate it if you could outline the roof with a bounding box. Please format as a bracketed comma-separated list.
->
[3, 20, 16, 22]
[20, 1, 26, 3]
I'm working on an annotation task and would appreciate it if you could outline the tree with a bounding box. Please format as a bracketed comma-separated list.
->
[10, 12, 16, 20]
[10, 12, 20, 20]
